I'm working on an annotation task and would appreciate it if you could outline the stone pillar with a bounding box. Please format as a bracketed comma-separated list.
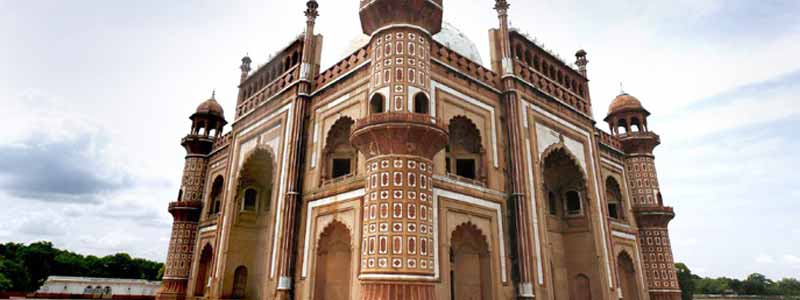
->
[157, 96, 223, 300]
[156, 156, 206, 300]
[625, 154, 681, 300]
[351, 114, 447, 300]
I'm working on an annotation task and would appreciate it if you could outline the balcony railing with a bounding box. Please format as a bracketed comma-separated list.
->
[354, 112, 445, 130]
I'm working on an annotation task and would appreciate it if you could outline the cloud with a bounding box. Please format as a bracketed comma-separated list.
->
[756, 254, 776, 264]
[0, 133, 133, 203]
[784, 255, 800, 265]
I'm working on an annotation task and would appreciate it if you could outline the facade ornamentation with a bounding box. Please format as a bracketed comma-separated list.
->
[155, 1, 682, 300]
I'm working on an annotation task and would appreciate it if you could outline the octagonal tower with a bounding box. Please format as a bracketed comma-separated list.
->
[156, 94, 227, 300]
[605, 93, 682, 300]
[351, 1, 448, 299]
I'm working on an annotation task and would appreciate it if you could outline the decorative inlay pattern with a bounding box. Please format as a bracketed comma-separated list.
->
[164, 221, 199, 279]
[625, 156, 660, 206]
[181, 157, 208, 202]
[361, 156, 435, 275]
[639, 228, 679, 289]
[372, 29, 430, 111]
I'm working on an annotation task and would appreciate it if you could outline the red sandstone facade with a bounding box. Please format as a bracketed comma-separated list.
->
[155, 1, 682, 300]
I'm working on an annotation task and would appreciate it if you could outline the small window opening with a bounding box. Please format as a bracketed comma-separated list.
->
[243, 188, 257, 211]
[331, 158, 352, 179]
[565, 191, 581, 216]
[370, 93, 385, 114]
[455, 159, 476, 179]
[608, 203, 619, 219]
[414, 93, 429, 114]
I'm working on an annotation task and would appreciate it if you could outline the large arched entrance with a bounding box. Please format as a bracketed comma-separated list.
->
[194, 244, 213, 296]
[541, 147, 600, 300]
[618, 252, 640, 300]
[313, 221, 352, 300]
[450, 222, 492, 300]
[224, 147, 275, 300]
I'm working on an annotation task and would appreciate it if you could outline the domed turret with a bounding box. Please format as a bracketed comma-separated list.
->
[604, 92, 659, 154]
[195, 97, 225, 117]
[604, 93, 651, 136]
[183, 91, 228, 155]
[607, 93, 646, 115]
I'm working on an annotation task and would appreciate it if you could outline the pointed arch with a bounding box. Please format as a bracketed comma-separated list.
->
[450, 222, 492, 300]
[231, 266, 247, 299]
[446, 116, 485, 182]
[617, 251, 640, 300]
[314, 220, 352, 300]
[605, 176, 624, 220]
[542, 146, 600, 300]
[235, 146, 277, 213]
[194, 243, 213, 296]
[322, 116, 357, 183]
[370, 93, 385, 114]
[208, 175, 224, 216]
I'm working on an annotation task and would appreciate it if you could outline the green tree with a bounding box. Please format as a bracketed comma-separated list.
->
[0, 273, 12, 291]
[676, 263, 694, 300]
[742, 273, 773, 295]
[774, 278, 800, 296]
[18, 241, 58, 289]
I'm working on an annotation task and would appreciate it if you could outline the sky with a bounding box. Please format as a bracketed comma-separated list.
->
[1, 0, 798, 280]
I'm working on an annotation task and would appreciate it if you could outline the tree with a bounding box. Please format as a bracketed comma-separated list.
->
[774, 278, 800, 296]
[0, 273, 12, 291]
[675, 263, 694, 300]
[0, 242, 164, 292]
[742, 273, 773, 295]
[18, 241, 57, 289]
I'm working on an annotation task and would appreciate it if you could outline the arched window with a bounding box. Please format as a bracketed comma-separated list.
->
[236, 148, 275, 215]
[413, 93, 429, 114]
[104, 286, 111, 295]
[630, 117, 642, 132]
[606, 177, 624, 220]
[84, 286, 92, 294]
[565, 190, 582, 216]
[232, 266, 248, 299]
[323, 117, 357, 182]
[617, 119, 628, 134]
[242, 188, 258, 211]
[370, 93, 385, 114]
[446, 116, 483, 181]
[208, 176, 224, 216]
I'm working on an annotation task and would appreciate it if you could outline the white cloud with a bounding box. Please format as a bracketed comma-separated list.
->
[756, 254, 776, 264]
[784, 255, 800, 265]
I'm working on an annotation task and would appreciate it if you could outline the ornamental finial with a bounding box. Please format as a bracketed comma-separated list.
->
[494, 0, 510, 12]
[305, 0, 319, 19]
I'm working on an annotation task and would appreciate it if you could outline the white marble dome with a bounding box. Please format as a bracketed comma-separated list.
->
[343, 21, 484, 65]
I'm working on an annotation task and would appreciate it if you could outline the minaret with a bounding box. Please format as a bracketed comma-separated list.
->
[156, 93, 227, 300]
[349, 1, 448, 299]
[604, 93, 682, 300]
[492, 1, 537, 298]
[575, 49, 588, 77]
[273, 2, 319, 299]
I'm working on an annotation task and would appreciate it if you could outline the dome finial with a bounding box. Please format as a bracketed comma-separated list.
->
[211, 89, 216, 100]
[619, 82, 625, 95]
